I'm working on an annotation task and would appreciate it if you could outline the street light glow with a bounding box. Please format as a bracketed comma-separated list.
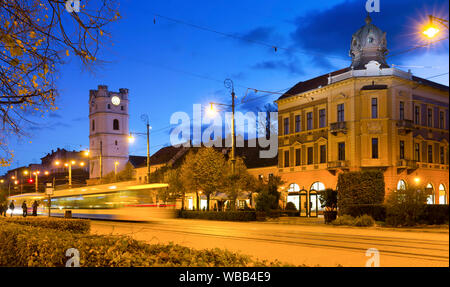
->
[84, 150, 90, 156]
[55, 161, 60, 165]
[207, 103, 217, 117]
[128, 134, 135, 143]
[80, 162, 85, 167]
[414, 177, 421, 184]
[423, 26, 440, 38]
[23, 170, 29, 175]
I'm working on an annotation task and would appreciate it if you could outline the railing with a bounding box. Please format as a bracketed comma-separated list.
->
[396, 120, 414, 133]
[330, 121, 347, 135]
[327, 160, 349, 169]
[396, 159, 418, 170]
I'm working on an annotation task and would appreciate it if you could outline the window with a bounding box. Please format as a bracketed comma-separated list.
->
[427, 108, 433, 127]
[414, 105, 420, 125]
[428, 145, 433, 163]
[320, 145, 326, 163]
[92, 120, 95, 131]
[295, 115, 301, 133]
[426, 183, 434, 204]
[258, 175, 263, 181]
[307, 112, 313, 130]
[295, 149, 301, 166]
[440, 146, 445, 164]
[439, 184, 447, 204]
[337, 104, 345, 122]
[115, 140, 118, 146]
[108, 104, 111, 109]
[121, 106, 124, 111]
[338, 142, 345, 161]
[397, 180, 407, 191]
[415, 143, 420, 162]
[268, 173, 273, 179]
[113, 119, 120, 130]
[399, 101, 404, 120]
[372, 138, 379, 159]
[439, 111, 445, 129]
[371, 98, 378, 119]
[399, 141, 405, 160]
[284, 150, 289, 167]
[307, 147, 313, 165]
[319, 109, 326, 128]
[284, 118, 289, 135]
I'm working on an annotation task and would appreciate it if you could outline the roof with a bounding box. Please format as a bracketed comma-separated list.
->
[128, 155, 148, 168]
[134, 139, 278, 170]
[277, 67, 449, 101]
[277, 68, 350, 101]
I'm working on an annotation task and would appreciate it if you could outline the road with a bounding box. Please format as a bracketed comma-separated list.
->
[90, 219, 449, 267]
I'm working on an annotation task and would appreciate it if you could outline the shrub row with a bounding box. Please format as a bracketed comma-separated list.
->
[0, 222, 287, 267]
[342, 204, 386, 222]
[419, 205, 449, 225]
[341, 204, 449, 226]
[331, 215, 375, 227]
[1, 217, 90, 234]
[177, 211, 257, 221]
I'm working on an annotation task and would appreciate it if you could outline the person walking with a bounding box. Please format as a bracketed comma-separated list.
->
[32, 200, 38, 216]
[0, 203, 4, 217]
[1, 203, 6, 217]
[9, 200, 14, 217]
[22, 201, 27, 217]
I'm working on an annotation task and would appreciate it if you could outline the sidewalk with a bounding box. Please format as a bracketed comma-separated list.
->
[263, 216, 449, 234]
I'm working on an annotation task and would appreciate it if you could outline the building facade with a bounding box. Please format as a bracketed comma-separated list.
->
[275, 16, 449, 211]
[89, 85, 130, 178]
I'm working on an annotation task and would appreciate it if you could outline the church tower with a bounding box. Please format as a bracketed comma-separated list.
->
[88, 85, 129, 178]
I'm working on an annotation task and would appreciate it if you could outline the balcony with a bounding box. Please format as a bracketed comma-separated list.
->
[396, 120, 414, 134]
[396, 159, 418, 173]
[327, 160, 349, 170]
[330, 121, 347, 135]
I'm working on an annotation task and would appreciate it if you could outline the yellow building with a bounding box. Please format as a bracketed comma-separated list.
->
[275, 16, 449, 213]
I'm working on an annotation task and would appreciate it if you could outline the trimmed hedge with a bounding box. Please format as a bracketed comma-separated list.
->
[419, 205, 449, 225]
[342, 204, 386, 222]
[2, 217, 90, 234]
[177, 211, 257, 221]
[337, 171, 385, 215]
[332, 214, 375, 227]
[0, 222, 288, 267]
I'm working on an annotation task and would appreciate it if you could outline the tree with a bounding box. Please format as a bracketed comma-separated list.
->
[0, 0, 120, 166]
[318, 188, 338, 211]
[385, 186, 430, 227]
[100, 162, 134, 184]
[223, 156, 256, 210]
[164, 167, 185, 209]
[254, 175, 283, 211]
[180, 148, 227, 211]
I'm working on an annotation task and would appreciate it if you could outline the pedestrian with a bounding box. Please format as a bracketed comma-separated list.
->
[2, 203, 6, 217]
[22, 201, 27, 217]
[0, 204, 3, 217]
[32, 200, 38, 216]
[9, 200, 14, 217]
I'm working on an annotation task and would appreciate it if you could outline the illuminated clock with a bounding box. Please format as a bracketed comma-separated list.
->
[111, 96, 121, 106]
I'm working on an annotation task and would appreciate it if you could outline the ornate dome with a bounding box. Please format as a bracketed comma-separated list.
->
[349, 15, 389, 70]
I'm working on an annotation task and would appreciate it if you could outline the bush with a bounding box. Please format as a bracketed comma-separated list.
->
[318, 188, 337, 210]
[343, 204, 386, 221]
[337, 171, 385, 215]
[177, 211, 256, 221]
[2, 217, 90, 234]
[419, 205, 449, 225]
[0, 222, 288, 267]
[285, 202, 297, 211]
[331, 215, 375, 227]
[255, 191, 276, 213]
[385, 187, 429, 227]
[323, 211, 337, 224]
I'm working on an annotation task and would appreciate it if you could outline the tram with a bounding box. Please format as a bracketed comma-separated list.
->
[7, 182, 176, 221]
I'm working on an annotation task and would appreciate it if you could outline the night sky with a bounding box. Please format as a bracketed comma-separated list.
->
[2, 0, 448, 174]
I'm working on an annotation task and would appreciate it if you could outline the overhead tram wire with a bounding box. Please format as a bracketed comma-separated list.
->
[151, 13, 349, 63]
[388, 36, 449, 59]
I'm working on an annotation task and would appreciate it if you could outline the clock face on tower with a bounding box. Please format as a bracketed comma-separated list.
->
[111, 96, 121, 106]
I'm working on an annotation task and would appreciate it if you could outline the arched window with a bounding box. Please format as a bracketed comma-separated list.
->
[397, 180, 407, 191]
[113, 119, 119, 130]
[92, 120, 95, 131]
[426, 183, 435, 204]
[288, 183, 300, 192]
[310, 182, 325, 192]
[439, 184, 447, 204]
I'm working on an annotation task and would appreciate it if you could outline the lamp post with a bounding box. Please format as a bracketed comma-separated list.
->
[128, 114, 152, 184]
[208, 79, 236, 175]
[32, 171, 40, 192]
[54, 160, 84, 188]
[114, 161, 119, 181]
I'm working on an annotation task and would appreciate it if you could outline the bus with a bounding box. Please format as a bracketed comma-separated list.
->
[7, 181, 176, 221]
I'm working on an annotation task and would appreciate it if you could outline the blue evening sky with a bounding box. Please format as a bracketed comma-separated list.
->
[2, 0, 449, 174]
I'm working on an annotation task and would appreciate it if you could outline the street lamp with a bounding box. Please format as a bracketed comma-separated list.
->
[128, 114, 152, 184]
[32, 171, 40, 192]
[114, 161, 119, 181]
[54, 160, 84, 188]
[422, 15, 448, 39]
[208, 79, 236, 175]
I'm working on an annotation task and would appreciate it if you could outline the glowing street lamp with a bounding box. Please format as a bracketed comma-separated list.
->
[32, 171, 40, 192]
[422, 15, 448, 39]
[54, 160, 84, 187]
[414, 177, 421, 185]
